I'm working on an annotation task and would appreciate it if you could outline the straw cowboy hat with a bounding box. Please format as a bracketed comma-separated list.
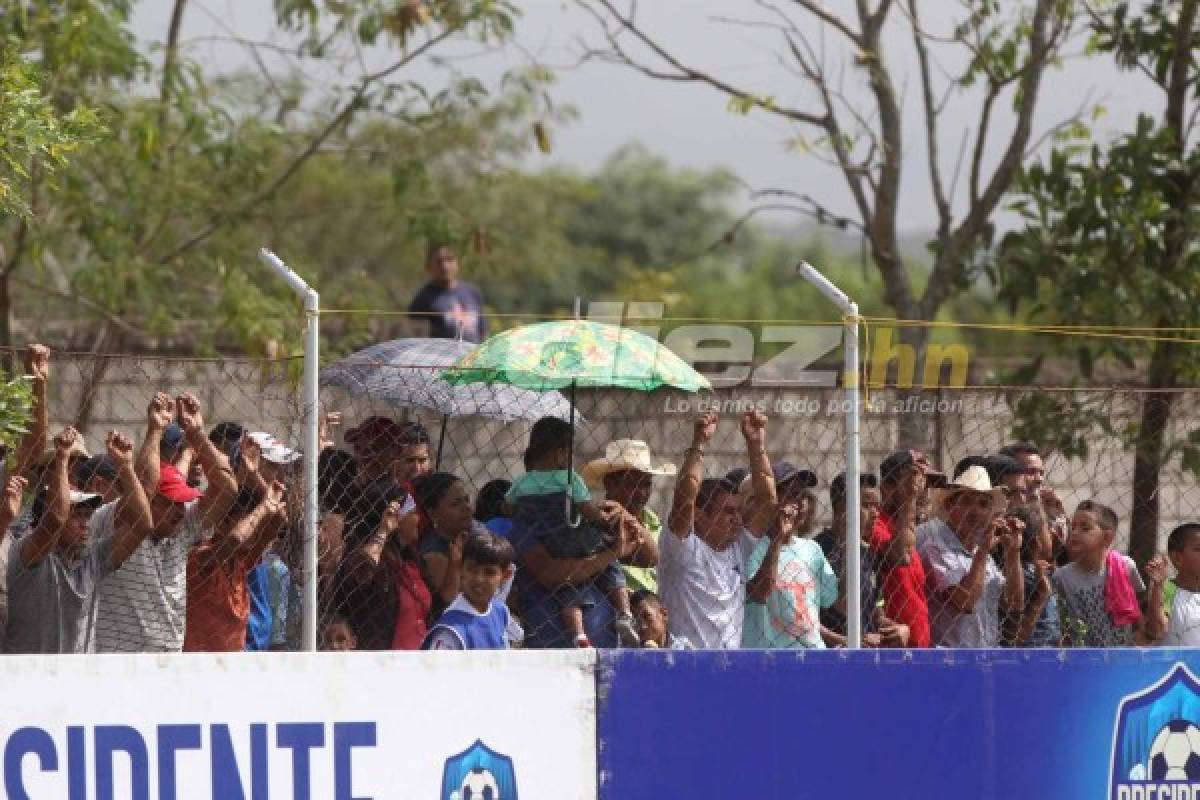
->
[932, 464, 1008, 518]
[581, 439, 677, 489]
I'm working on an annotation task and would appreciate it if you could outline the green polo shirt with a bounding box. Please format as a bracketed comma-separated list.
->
[623, 508, 662, 594]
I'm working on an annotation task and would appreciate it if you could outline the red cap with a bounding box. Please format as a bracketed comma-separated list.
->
[158, 463, 202, 504]
[344, 416, 406, 446]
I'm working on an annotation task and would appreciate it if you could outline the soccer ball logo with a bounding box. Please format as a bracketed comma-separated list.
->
[453, 768, 501, 800]
[1148, 720, 1200, 781]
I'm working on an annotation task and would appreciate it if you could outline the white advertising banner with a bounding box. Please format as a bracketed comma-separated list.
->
[0, 650, 597, 800]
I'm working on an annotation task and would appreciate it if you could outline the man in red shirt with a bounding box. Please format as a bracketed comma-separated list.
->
[870, 449, 943, 648]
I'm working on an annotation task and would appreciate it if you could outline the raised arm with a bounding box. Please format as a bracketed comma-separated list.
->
[177, 393, 237, 529]
[667, 412, 717, 538]
[1015, 559, 1053, 645]
[204, 481, 288, 571]
[343, 499, 405, 586]
[998, 519, 1025, 614]
[879, 470, 924, 569]
[1142, 554, 1170, 644]
[422, 530, 466, 606]
[107, 431, 155, 568]
[747, 505, 795, 603]
[135, 392, 174, 496]
[13, 344, 49, 480]
[20, 428, 77, 567]
[740, 410, 776, 536]
[236, 435, 268, 496]
[0, 475, 28, 535]
[621, 514, 659, 568]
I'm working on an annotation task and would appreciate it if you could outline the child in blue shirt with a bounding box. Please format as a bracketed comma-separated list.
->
[507, 417, 638, 648]
[423, 532, 518, 650]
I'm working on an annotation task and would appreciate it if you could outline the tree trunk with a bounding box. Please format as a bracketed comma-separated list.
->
[1128, 340, 1178, 567]
[0, 271, 13, 374]
[72, 324, 122, 436]
[895, 324, 932, 450]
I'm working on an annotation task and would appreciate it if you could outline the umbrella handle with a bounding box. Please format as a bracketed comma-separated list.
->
[565, 495, 583, 528]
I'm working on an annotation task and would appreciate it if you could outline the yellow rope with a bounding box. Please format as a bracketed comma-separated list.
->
[317, 309, 1200, 344]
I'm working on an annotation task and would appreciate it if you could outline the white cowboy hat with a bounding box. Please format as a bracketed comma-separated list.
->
[581, 439, 677, 489]
[932, 464, 1008, 518]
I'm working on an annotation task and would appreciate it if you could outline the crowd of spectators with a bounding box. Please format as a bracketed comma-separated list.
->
[2, 341, 1198, 656]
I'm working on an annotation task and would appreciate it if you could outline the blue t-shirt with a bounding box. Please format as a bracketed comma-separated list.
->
[244, 564, 271, 651]
[407, 282, 487, 342]
[742, 536, 838, 649]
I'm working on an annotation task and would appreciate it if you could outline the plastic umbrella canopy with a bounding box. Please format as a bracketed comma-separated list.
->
[320, 338, 576, 422]
[441, 320, 711, 392]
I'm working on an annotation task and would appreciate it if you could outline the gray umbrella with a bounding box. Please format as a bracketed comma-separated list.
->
[321, 339, 577, 466]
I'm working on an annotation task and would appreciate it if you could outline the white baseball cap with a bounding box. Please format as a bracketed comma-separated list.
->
[246, 432, 302, 465]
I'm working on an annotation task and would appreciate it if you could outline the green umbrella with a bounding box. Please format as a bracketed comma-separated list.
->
[443, 320, 710, 523]
[441, 319, 711, 392]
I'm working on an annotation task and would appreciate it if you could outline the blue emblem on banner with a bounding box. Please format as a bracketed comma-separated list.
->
[440, 739, 519, 800]
[1110, 664, 1200, 798]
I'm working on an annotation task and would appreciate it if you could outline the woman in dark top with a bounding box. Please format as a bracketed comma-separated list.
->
[336, 479, 433, 650]
[413, 472, 491, 617]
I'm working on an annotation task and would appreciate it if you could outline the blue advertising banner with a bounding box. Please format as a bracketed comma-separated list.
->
[596, 649, 1200, 800]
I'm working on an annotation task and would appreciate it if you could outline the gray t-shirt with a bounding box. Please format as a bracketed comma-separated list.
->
[1053, 555, 1145, 647]
[917, 519, 1006, 648]
[93, 501, 204, 653]
[4, 522, 117, 654]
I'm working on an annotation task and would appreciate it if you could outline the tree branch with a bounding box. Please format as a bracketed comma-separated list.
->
[854, 0, 910, 314]
[8, 275, 147, 339]
[786, 0, 864, 46]
[578, 0, 828, 125]
[159, 0, 188, 128]
[921, 0, 1067, 317]
[157, 28, 457, 266]
[908, 0, 951, 236]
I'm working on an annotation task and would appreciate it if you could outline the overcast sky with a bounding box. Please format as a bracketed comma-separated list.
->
[133, 1, 1159, 235]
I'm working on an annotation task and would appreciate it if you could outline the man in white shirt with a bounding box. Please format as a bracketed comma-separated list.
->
[659, 410, 776, 649]
[1158, 524, 1200, 647]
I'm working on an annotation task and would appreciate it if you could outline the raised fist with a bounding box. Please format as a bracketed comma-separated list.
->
[379, 499, 405, 535]
[999, 516, 1024, 554]
[239, 435, 262, 476]
[2, 475, 27, 519]
[692, 412, 718, 446]
[53, 427, 79, 459]
[740, 409, 767, 444]
[25, 344, 49, 383]
[175, 392, 204, 434]
[147, 392, 175, 432]
[1145, 554, 1170, 586]
[105, 431, 134, 465]
[263, 481, 289, 520]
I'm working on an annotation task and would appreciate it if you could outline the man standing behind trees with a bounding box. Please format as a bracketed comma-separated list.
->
[407, 242, 487, 343]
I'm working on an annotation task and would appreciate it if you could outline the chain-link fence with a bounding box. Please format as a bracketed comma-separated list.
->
[4, 344, 1199, 654]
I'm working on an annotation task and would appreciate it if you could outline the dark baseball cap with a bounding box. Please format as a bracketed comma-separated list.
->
[772, 461, 818, 490]
[73, 455, 118, 488]
[983, 454, 1032, 484]
[162, 423, 185, 452]
[879, 449, 946, 487]
[724, 467, 750, 487]
[345, 416, 406, 445]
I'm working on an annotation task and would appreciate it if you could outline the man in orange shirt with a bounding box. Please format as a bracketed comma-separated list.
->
[183, 434, 290, 652]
